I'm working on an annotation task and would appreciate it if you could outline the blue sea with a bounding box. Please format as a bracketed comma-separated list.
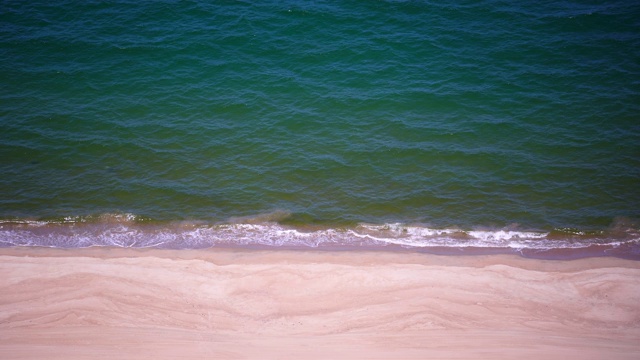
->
[1, 0, 639, 258]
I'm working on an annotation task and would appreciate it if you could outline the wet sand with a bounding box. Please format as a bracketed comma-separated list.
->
[1, 247, 639, 359]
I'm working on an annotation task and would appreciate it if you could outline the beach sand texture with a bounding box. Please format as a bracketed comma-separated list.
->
[1, 248, 639, 359]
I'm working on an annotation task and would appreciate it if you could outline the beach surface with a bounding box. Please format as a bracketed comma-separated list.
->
[1, 248, 639, 359]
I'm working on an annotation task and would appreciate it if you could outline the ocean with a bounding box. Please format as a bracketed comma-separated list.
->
[1, 0, 639, 258]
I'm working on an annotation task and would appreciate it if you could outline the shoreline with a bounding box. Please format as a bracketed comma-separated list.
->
[2, 241, 639, 261]
[1, 247, 639, 359]
[3, 218, 638, 260]
[2, 245, 640, 268]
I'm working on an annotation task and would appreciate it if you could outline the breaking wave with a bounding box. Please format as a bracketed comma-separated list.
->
[1, 213, 638, 259]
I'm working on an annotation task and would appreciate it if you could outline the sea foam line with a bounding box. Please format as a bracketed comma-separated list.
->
[1, 220, 637, 251]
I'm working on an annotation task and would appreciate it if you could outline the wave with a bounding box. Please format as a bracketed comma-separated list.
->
[1, 213, 638, 259]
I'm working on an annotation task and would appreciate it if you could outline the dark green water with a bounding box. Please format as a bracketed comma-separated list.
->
[1, 1, 639, 255]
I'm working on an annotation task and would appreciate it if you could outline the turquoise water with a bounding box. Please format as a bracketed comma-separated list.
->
[1, 1, 639, 256]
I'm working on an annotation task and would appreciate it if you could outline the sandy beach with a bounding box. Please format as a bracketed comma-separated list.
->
[1, 247, 639, 359]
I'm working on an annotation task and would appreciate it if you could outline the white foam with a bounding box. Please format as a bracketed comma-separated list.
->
[468, 230, 549, 241]
[0, 219, 637, 252]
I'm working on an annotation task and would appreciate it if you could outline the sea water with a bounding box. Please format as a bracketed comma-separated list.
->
[1, 1, 639, 258]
